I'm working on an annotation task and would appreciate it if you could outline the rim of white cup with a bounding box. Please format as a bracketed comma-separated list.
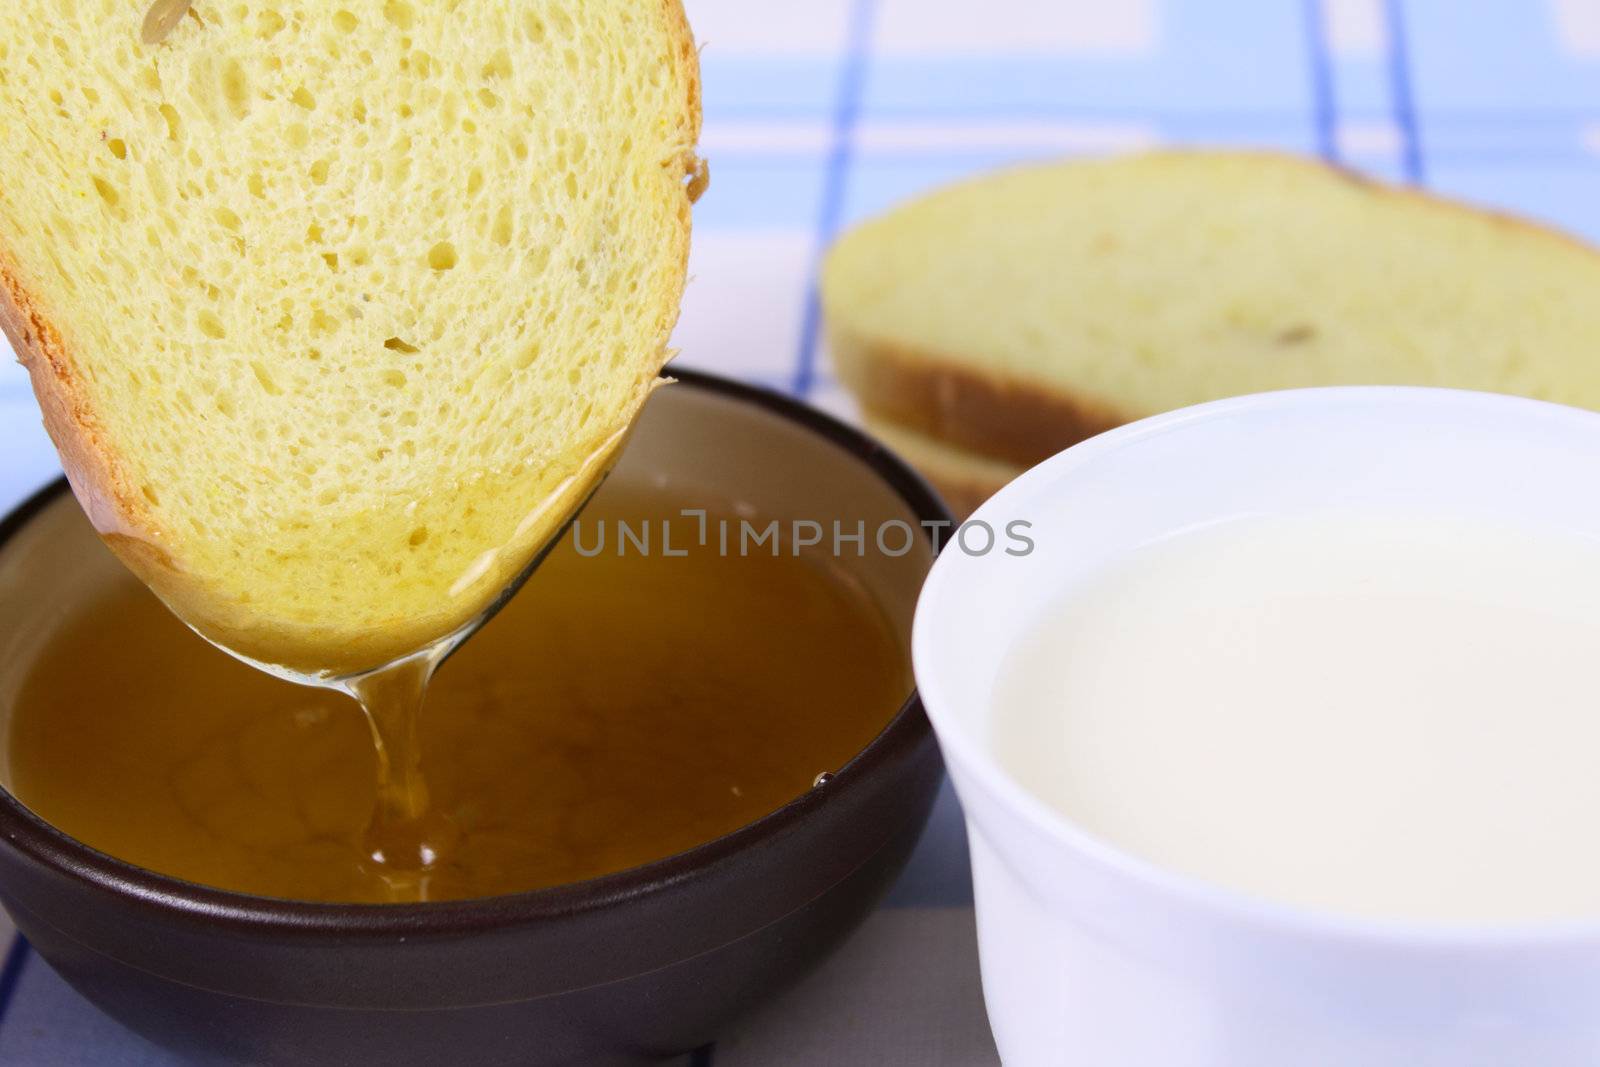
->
[913, 385, 1600, 951]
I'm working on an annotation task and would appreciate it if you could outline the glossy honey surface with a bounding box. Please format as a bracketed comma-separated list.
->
[8, 487, 909, 902]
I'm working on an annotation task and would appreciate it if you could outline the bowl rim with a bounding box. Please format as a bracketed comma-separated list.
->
[0, 367, 952, 937]
[915, 384, 1600, 951]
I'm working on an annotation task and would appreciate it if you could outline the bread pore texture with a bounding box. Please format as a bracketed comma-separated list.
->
[0, 0, 701, 676]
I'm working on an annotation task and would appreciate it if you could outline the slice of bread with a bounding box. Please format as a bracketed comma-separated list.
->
[824, 150, 1600, 478]
[0, 1, 701, 676]
[861, 413, 1021, 518]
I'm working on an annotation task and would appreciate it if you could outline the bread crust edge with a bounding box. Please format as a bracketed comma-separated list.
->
[919, 468, 1009, 521]
[653, 0, 702, 380]
[0, 255, 152, 549]
[861, 412, 1021, 519]
[829, 325, 1128, 469]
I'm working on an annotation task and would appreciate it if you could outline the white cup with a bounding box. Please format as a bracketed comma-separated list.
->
[913, 387, 1600, 1067]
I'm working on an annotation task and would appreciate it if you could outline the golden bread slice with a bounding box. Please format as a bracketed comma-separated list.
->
[825, 151, 1600, 470]
[0, 0, 701, 675]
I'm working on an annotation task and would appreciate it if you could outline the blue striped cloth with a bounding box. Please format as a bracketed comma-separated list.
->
[3, 1, 1599, 1061]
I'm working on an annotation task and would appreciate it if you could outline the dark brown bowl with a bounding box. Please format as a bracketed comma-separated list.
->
[0, 370, 950, 1066]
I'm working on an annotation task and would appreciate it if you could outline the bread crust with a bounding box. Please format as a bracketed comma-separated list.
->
[663, 0, 702, 151]
[0, 254, 150, 546]
[899, 456, 1009, 520]
[830, 325, 1128, 468]
[922, 471, 1007, 520]
[826, 148, 1600, 471]
[861, 412, 1021, 518]
[660, 0, 703, 326]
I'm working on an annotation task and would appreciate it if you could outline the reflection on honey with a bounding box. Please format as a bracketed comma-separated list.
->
[8, 487, 909, 903]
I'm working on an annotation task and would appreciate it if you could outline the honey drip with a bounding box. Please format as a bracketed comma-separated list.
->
[345, 649, 460, 900]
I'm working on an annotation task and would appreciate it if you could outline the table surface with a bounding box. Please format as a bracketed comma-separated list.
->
[3, 1, 1598, 1061]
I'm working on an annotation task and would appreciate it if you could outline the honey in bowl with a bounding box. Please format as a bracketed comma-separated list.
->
[7, 483, 909, 903]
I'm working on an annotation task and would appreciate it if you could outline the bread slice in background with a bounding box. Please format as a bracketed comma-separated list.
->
[824, 151, 1600, 507]
[861, 414, 1021, 519]
[0, 1, 701, 675]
